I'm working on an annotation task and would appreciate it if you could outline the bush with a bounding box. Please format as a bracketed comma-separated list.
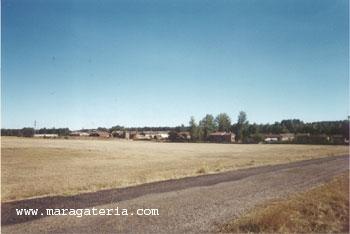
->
[19, 128, 34, 137]
[294, 135, 329, 145]
[253, 134, 265, 143]
[243, 134, 265, 144]
[168, 131, 180, 142]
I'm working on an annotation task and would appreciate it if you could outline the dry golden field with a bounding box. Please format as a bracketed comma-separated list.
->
[1, 136, 348, 202]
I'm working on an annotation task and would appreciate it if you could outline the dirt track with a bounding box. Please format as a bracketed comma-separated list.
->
[2, 154, 349, 233]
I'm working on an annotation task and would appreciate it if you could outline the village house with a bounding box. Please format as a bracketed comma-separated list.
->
[178, 132, 191, 140]
[141, 131, 158, 139]
[123, 131, 138, 140]
[111, 131, 124, 138]
[89, 131, 110, 138]
[34, 134, 58, 138]
[209, 132, 235, 143]
[141, 131, 169, 140]
[265, 133, 295, 142]
[281, 133, 295, 141]
[157, 131, 169, 139]
[264, 134, 282, 142]
[69, 131, 89, 137]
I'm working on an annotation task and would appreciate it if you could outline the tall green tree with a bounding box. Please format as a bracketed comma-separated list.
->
[249, 123, 260, 134]
[97, 127, 108, 132]
[189, 116, 198, 141]
[180, 124, 187, 132]
[110, 125, 125, 132]
[281, 119, 304, 133]
[215, 113, 231, 132]
[200, 114, 217, 140]
[196, 124, 204, 141]
[235, 111, 249, 142]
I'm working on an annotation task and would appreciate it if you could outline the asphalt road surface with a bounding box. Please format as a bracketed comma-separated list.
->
[2, 154, 349, 233]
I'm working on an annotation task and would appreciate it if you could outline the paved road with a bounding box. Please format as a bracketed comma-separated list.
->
[2, 155, 349, 233]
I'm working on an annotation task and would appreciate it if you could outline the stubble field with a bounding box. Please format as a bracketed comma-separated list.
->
[1, 136, 348, 202]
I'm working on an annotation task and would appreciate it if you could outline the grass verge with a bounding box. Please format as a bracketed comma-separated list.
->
[219, 172, 349, 233]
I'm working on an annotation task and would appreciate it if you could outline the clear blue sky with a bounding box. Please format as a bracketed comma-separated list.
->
[2, 0, 349, 130]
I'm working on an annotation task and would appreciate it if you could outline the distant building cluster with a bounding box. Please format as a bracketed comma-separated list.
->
[66, 130, 171, 140]
[31, 130, 347, 144]
[65, 130, 238, 143]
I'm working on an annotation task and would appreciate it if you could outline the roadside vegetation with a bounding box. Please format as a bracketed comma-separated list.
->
[219, 172, 349, 233]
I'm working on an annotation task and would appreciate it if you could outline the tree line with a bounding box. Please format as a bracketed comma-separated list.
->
[1, 111, 349, 142]
[187, 112, 349, 143]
